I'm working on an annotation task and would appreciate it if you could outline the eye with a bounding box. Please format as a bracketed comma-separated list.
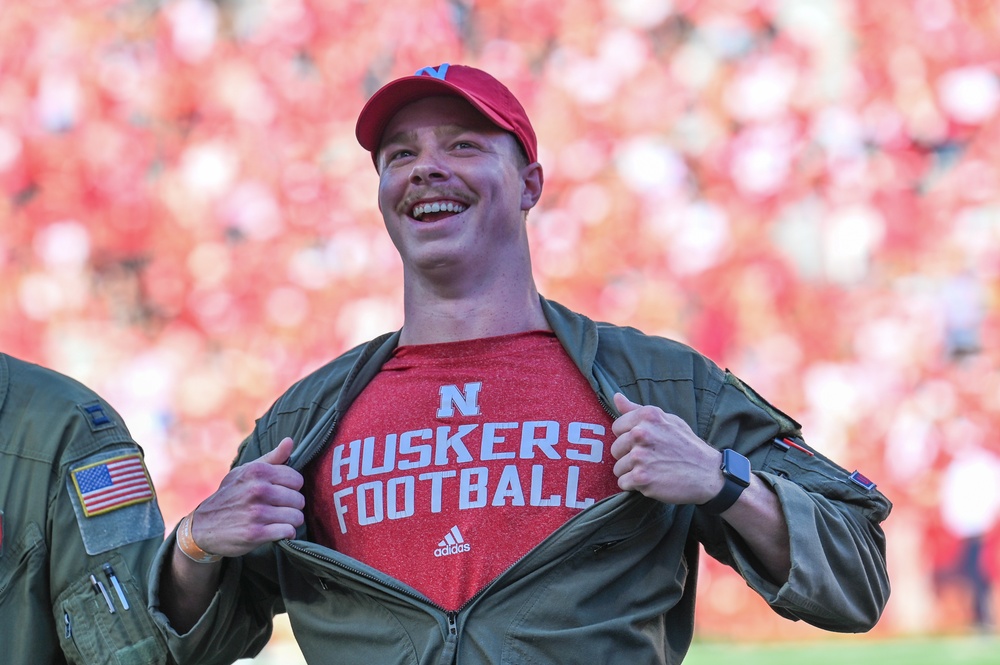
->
[387, 148, 414, 161]
[453, 140, 476, 150]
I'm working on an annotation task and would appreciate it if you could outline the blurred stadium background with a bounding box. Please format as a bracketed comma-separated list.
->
[1, 0, 998, 661]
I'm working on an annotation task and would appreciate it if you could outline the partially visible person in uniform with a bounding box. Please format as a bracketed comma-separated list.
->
[0, 352, 171, 664]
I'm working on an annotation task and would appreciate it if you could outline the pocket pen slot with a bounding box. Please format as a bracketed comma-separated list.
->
[90, 574, 116, 614]
[103, 562, 130, 610]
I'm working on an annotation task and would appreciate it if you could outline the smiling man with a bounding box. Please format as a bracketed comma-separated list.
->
[375, 94, 544, 322]
[150, 64, 892, 665]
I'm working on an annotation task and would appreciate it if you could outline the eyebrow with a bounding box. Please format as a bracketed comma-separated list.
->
[378, 128, 415, 150]
[379, 123, 473, 150]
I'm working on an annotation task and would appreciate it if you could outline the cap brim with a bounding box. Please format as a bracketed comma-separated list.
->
[355, 76, 516, 156]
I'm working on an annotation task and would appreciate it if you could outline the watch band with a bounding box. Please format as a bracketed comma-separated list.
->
[699, 449, 751, 515]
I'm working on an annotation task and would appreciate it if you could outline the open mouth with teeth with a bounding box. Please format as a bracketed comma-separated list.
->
[411, 200, 468, 222]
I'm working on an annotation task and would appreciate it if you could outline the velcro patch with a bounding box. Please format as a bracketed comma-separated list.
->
[67, 450, 164, 555]
[71, 453, 155, 517]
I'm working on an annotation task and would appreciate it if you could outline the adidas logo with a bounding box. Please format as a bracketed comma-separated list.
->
[433, 526, 472, 557]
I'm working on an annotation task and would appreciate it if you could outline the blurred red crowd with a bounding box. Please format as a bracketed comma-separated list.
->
[1, 0, 999, 640]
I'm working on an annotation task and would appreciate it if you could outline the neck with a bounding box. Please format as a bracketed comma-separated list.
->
[398, 275, 548, 346]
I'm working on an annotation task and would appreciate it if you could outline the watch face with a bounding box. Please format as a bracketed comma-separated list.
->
[722, 449, 752, 488]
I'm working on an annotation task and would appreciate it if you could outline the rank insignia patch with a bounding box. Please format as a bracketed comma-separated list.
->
[77, 399, 116, 432]
[71, 453, 155, 517]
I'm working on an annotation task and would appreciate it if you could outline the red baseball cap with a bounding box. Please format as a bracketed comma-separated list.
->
[355, 63, 537, 166]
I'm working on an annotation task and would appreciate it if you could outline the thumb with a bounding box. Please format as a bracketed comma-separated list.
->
[613, 392, 642, 415]
[259, 437, 295, 465]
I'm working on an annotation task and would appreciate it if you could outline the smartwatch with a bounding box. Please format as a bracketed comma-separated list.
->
[699, 449, 751, 515]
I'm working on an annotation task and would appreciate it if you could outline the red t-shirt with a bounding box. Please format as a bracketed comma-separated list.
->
[304, 331, 620, 610]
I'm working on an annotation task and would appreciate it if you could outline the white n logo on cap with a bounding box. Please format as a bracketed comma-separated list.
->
[415, 63, 450, 79]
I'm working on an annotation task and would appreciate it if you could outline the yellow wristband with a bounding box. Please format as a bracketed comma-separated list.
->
[176, 513, 223, 564]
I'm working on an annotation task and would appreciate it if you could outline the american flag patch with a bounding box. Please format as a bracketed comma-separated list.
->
[71, 453, 155, 517]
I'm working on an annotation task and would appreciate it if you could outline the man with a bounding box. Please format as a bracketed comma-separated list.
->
[150, 64, 891, 664]
[0, 352, 170, 664]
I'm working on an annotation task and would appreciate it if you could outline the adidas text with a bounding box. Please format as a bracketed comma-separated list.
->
[434, 542, 472, 557]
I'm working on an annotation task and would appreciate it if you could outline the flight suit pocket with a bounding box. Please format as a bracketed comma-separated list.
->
[56, 552, 167, 665]
[0, 520, 45, 606]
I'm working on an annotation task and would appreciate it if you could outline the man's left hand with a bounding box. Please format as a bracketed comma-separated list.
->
[610, 392, 724, 505]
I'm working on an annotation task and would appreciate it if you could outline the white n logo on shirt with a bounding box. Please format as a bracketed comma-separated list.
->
[437, 383, 482, 417]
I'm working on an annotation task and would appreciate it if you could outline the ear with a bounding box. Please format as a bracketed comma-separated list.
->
[520, 162, 544, 212]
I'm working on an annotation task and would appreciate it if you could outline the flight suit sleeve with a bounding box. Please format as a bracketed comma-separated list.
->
[695, 371, 892, 632]
[50, 400, 172, 665]
[146, 429, 284, 665]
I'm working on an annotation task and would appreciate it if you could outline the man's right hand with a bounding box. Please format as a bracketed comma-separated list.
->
[161, 437, 305, 634]
[191, 437, 306, 557]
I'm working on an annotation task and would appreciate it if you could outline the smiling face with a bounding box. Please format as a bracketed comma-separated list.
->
[375, 95, 542, 288]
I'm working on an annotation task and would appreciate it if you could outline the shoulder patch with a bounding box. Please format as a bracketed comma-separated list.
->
[67, 450, 164, 555]
[724, 370, 802, 434]
[849, 470, 878, 491]
[71, 453, 155, 517]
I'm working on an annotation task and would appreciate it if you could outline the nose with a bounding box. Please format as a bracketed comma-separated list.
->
[408, 151, 450, 184]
